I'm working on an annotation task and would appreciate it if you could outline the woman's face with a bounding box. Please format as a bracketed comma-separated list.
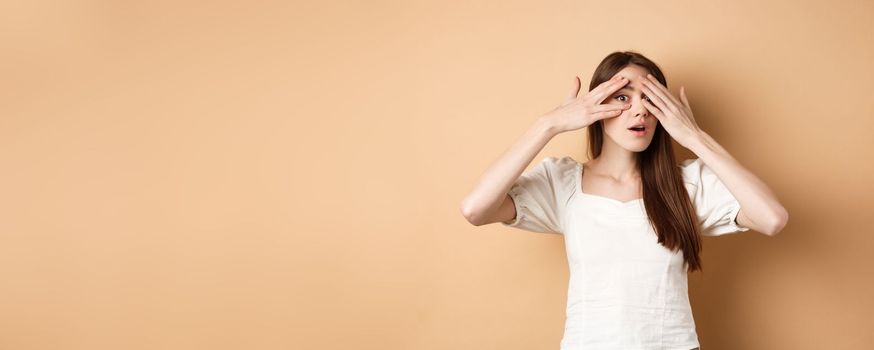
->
[600, 64, 659, 152]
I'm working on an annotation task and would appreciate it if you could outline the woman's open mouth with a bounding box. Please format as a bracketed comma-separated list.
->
[628, 125, 647, 137]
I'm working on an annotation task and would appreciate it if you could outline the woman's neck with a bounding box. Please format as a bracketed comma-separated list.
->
[589, 138, 639, 181]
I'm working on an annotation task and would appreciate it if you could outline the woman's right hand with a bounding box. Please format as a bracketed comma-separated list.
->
[541, 75, 632, 134]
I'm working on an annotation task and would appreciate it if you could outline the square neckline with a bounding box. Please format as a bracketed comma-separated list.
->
[575, 160, 644, 206]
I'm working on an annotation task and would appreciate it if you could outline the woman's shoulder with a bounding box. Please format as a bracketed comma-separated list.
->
[541, 155, 582, 169]
[532, 155, 581, 195]
[536, 155, 582, 177]
[678, 158, 706, 181]
[678, 157, 720, 193]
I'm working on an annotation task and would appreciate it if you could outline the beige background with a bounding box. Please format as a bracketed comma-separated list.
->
[1, 0, 872, 349]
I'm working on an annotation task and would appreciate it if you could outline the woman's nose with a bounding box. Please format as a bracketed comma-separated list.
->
[632, 101, 649, 118]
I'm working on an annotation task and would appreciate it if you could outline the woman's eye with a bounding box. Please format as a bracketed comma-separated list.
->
[615, 95, 651, 103]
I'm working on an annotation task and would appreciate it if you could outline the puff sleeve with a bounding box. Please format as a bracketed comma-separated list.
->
[680, 158, 751, 236]
[501, 156, 577, 235]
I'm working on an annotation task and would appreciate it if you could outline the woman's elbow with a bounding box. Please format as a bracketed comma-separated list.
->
[764, 206, 789, 236]
[460, 199, 485, 226]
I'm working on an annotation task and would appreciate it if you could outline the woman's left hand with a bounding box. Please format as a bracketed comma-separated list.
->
[640, 73, 703, 149]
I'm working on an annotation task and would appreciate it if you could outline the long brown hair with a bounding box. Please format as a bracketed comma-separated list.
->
[586, 51, 704, 272]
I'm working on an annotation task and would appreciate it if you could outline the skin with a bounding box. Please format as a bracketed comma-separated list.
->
[582, 64, 658, 202]
[460, 73, 633, 226]
[461, 65, 788, 236]
[584, 64, 789, 235]
[636, 68, 789, 236]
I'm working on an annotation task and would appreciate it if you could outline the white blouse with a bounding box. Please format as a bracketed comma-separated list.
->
[502, 156, 749, 350]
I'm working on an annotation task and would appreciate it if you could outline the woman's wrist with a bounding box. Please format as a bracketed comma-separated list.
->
[688, 131, 730, 160]
[686, 131, 711, 154]
[534, 114, 562, 138]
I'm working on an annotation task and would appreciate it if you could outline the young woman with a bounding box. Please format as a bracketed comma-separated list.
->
[460, 51, 788, 349]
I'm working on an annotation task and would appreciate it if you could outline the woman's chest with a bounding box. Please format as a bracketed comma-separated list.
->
[561, 196, 684, 265]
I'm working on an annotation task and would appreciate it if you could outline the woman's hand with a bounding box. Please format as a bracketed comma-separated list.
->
[640, 73, 703, 149]
[541, 75, 632, 134]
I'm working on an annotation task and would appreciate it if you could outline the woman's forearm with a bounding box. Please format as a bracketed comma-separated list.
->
[688, 131, 789, 234]
[460, 117, 559, 225]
